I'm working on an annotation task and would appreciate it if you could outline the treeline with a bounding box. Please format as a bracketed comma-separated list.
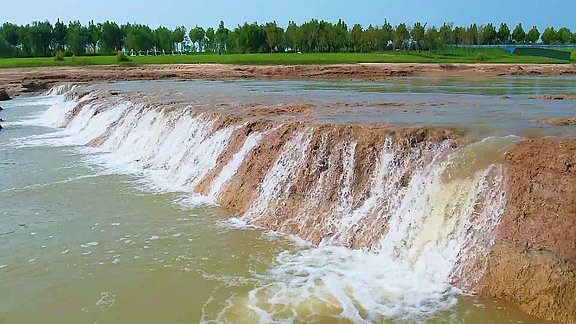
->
[1, 19, 575, 58]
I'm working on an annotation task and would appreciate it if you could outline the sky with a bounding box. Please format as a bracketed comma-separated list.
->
[1, 0, 574, 31]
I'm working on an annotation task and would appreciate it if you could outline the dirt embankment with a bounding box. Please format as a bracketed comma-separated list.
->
[480, 139, 576, 324]
[1, 63, 576, 97]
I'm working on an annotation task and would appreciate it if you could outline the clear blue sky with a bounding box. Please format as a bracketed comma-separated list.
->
[1, 0, 574, 31]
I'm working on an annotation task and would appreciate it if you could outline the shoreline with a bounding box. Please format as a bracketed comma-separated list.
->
[1, 62, 576, 97]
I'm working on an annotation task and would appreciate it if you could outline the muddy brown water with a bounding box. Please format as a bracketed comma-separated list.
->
[2, 77, 572, 323]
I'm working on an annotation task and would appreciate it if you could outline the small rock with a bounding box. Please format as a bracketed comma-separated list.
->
[0, 89, 10, 101]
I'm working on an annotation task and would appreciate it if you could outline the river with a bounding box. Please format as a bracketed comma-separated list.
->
[3, 77, 571, 323]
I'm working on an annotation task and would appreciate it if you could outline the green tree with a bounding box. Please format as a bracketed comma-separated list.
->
[172, 26, 186, 53]
[511, 23, 525, 43]
[205, 27, 215, 52]
[2, 23, 20, 47]
[53, 19, 67, 50]
[496, 23, 510, 43]
[438, 23, 453, 50]
[87, 21, 100, 53]
[188, 26, 205, 52]
[215, 21, 230, 52]
[66, 21, 88, 55]
[452, 26, 465, 44]
[349, 24, 363, 52]
[264, 21, 283, 52]
[393, 23, 409, 50]
[28, 21, 53, 56]
[424, 26, 439, 50]
[541, 27, 556, 44]
[411, 22, 425, 50]
[154, 26, 174, 53]
[526, 26, 540, 43]
[557, 27, 571, 44]
[480, 23, 496, 44]
[284, 21, 299, 52]
[98, 21, 123, 54]
[123, 24, 153, 54]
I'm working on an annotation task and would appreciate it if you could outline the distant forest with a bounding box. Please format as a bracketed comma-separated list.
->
[0, 19, 574, 58]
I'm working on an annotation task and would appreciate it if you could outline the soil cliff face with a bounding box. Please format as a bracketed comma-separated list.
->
[479, 139, 576, 324]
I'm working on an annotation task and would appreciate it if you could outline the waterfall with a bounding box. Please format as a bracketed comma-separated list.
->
[34, 85, 513, 322]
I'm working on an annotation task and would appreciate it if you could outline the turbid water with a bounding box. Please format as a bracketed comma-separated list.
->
[2, 77, 572, 323]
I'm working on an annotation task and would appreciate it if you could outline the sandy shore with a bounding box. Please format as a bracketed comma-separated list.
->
[1, 62, 575, 96]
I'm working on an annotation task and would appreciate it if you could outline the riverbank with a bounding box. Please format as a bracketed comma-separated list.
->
[1, 63, 576, 97]
[1, 50, 574, 69]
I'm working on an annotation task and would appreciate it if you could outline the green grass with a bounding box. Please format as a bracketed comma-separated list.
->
[0, 48, 573, 68]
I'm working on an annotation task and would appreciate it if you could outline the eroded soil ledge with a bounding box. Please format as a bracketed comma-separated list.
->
[480, 139, 576, 324]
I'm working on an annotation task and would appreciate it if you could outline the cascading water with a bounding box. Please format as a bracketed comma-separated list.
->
[26, 84, 514, 322]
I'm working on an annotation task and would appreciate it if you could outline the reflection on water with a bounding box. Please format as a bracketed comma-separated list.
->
[0, 78, 565, 323]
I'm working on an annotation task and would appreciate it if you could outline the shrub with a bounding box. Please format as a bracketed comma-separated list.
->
[116, 51, 131, 62]
[475, 53, 486, 61]
[54, 50, 65, 62]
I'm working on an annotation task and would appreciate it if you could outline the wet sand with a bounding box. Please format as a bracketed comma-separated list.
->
[1, 62, 576, 97]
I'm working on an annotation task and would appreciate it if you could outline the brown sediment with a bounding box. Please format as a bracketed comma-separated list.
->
[532, 117, 576, 126]
[1, 63, 576, 97]
[528, 94, 576, 100]
[477, 139, 576, 324]
[216, 123, 302, 214]
[479, 241, 576, 324]
[497, 139, 576, 258]
[326, 101, 445, 108]
[245, 104, 315, 117]
[194, 121, 271, 196]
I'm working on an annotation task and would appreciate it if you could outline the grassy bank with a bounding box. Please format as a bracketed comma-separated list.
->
[0, 48, 574, 68]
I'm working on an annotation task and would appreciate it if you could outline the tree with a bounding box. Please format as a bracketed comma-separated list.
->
[87, 21, 100, 53]
[557, 27, 571, 44]
[172, 26, 186, 53]
[27, 21, 53, 56]
[480, 23, 496, 44]
[438, 23, 453, 50]
[123, 24, 153, 54]
[205, 27, 215, 52]
[496, 23, 511, 44]
[452, 26, 465, 44]
[284, 21, 299, 52]
[393, 23, 409, 50]
[215, 21, 230, 52]
[349, 24, 363, 52]
[66, 21, 88, 55]
[526, 26, 540, 43]
[264, 21, 283, 53]
[511, 23, 525, 43]
[154, 26, 173, 53]
[2, 23, 20, 47]
[541, 27, 556, 44]
[411, 22, 425, 50]
[188, 26, 205, 52]
[53, 19, 67, 50]
[375, 20, 393, 51]
[424, 26, 439, 50]
[99, 21, 123, 54]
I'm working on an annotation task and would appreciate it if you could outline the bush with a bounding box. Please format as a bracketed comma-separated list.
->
[54, 50, 65, 62]
[116, 51, 131, 62]
[475, 53, 486, 61]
